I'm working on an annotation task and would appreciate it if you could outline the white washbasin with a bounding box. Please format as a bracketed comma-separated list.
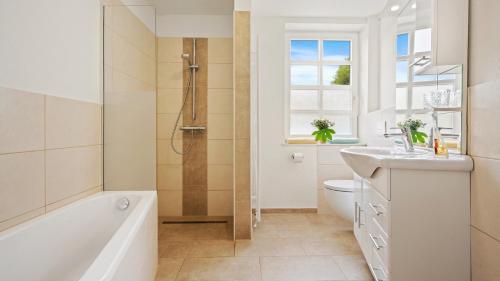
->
[340, 146, 473, 178]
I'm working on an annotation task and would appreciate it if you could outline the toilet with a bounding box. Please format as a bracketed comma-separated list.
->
[323, 180, 354, 222]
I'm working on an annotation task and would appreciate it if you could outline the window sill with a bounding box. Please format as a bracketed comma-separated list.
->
[283, 138, 365, 146]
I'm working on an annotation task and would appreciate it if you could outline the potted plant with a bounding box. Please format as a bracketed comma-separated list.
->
[311, 119, 336, 144]
[397, 118, 428, 144]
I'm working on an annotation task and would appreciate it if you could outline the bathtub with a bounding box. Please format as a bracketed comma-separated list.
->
[0, 191, 158, 281]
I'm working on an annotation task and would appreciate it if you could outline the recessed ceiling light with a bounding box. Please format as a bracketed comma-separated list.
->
[412, 3, 417, 9]
[390, 5, 400, 12]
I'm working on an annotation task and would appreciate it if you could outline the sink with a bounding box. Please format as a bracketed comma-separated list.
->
[340, 146, 473, 178]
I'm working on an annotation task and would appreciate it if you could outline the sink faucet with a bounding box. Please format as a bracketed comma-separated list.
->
[383, 122, 415, 152]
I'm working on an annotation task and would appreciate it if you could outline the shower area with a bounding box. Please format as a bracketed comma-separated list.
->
[103, 1, 251, 239]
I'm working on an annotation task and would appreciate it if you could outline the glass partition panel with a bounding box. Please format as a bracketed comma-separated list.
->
[103, 5, 156, 190]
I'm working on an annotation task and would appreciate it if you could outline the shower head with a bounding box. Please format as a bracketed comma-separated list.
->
[181, 53, 190, 60]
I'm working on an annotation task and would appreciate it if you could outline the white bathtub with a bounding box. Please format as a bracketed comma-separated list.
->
[0, 191, 158, 281]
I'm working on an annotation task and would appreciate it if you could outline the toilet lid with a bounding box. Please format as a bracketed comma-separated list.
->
[323, 180, 354, 192]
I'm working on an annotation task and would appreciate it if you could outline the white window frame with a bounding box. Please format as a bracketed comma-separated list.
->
[284, 32, 359, 139]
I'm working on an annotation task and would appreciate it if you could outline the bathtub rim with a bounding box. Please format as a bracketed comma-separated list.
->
[80, 190, 157, 281]
[0, 190, 158, 281]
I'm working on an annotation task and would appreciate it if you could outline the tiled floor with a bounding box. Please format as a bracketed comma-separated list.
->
[156, 213, 374, 281]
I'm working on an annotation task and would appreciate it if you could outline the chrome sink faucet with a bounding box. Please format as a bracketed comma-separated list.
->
[383, 121, 415, 152]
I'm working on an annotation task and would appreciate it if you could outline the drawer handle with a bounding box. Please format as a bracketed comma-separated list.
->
[372, 266, 387, 281]
[369, 233, 384, 250]
[358, 208, 364, 227]
[368, 203, 383, 216]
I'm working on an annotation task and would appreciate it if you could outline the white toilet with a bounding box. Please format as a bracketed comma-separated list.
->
[323, 180, 354, 221]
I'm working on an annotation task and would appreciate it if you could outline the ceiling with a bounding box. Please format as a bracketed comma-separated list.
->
[252, 0, 388, 17]
[151, 0, 234, 15]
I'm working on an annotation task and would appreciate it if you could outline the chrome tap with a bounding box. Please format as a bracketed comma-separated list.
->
[383, 122, 415, 152]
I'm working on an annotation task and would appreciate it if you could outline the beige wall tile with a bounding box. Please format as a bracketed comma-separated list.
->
[471, 157, 500, 240]
[110, 31, 155, 86]
[0, 87, 44, 154]
[46, 186, 102, 213]
[106, 6, 156, 59]
[208, 114, 233, 140]
[468, 0, 500, 86]
[469, 80, 500, 159]
[208, 140, 233, 165]
[208, 165, 233, 190]
[208, 64, 233, 89]
[157, 89, 183, 114]
[235, 139, 250, 190]
[208, 89, 233, 114]
[46, 96, 101, 149]
[109, 68, 152, 93]
[234, 11, 251, 240]
[158, 62, 183, 89]
[0, 151, 45, 222]
[471, 227, 500, 281]
[158, 37, 183, 63]
[46, 145, 101, 204]
[208, 38, 233, 64]
[158, 190, 183, 216]
[158, 114, 183, 140]
[157, 139, 183, 165]
[208, 190, 234, 216]
[158, 165, 183, 190]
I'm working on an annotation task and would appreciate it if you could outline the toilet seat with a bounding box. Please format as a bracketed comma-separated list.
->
[323, 180, 354, 192]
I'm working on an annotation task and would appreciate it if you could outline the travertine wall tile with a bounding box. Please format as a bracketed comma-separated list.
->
[0, 87, 44, 154]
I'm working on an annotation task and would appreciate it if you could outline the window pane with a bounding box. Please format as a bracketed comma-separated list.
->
[323, 65, 350, 85]
[396, 88, 408, 110]
[323, 40, 351, 61]
[290, 113, 318, 135]
[291, 65, 318, 85]
[290, 90, 318, 110]
[323, 90, 351, 111]
[291, 40, 318, 61]
[323, 115, 351, 135]
[397, 33, 409, 57]
[414, 28, 431, 53]
[396, 60, 408, 83]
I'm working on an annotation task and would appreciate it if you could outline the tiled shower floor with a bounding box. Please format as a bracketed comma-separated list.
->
[156, 213, 374, 281]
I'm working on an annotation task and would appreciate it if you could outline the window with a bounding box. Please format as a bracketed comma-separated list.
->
[286, 33, 357, 137]
[395, 28, 459, 132]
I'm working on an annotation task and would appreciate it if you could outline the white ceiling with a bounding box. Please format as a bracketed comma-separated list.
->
[151, 0, 234, 15]
[252, 0, 388, 17]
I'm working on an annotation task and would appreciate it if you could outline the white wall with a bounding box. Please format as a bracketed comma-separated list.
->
[157, 15, 233, 38]
[0, 0, 101, 103]
[254, 16, 367, 208]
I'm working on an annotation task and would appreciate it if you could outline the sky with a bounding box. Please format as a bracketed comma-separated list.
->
[290, 39, 351, 85]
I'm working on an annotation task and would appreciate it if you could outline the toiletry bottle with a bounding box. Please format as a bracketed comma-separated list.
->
[432, 126, 448, 157]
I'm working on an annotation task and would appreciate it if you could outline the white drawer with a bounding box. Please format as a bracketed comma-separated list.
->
[368, 217, 390, 273]
[370, 250, 390, 281]
[365, 168, 390, 200]
[366, 185, 391, 236]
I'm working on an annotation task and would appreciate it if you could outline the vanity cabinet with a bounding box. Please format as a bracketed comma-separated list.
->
[353, 168, 470, 281]
[428, 0, 468, 66]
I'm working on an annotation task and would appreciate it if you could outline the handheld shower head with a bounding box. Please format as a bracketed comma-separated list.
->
[181, 53, 190, 60]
